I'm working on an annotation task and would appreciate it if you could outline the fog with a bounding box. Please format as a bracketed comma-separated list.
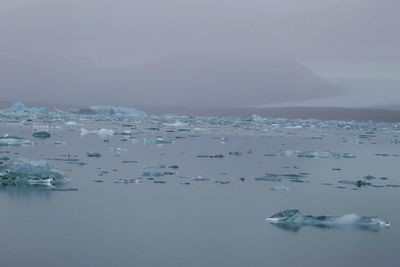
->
[0, 0, 399, 108]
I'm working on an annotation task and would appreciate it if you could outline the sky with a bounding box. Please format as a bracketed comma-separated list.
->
[0, 0, 399, 108]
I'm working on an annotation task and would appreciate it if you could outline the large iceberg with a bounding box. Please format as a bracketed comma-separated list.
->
[0, 158, 70, 186]
[266, 209, 390, 231]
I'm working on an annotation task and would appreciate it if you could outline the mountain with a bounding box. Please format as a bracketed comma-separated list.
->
[0, 55, 338, 107]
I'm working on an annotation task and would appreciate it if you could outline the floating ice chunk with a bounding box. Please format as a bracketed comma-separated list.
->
[214, 180, 230, 185]
[32, 131, 51, 139]
[87, 152, 102, 158]
[266, 209, 390, 231]
[88, 105, 147, 117]
[7, 102, 54, 114]
[255, 173, 308, 182]
[338, 180, 371, 187]
[192, 176, 210, 182]
[9, 102, 28, 112]
[144, 137, 173, 145]
[246, 114, 266, 123]
[285, 150, 356, 159]
[391, 139, 400, 144]
[0, 135, 33, 146]
[144, 164, 166, 169]
[110, 147, 127, 155]
[81, 128, 114, 137]
[65, 121, 80, 126]
[114, 178, 141, 184]
[196, 154, 224, 159]
[164, 121, 188, 127]
[270, 186, 290, 191]
[0, 158, 70, 185]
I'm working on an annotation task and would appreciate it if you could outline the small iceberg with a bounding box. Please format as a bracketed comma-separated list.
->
[245, 114, 266, 123]
[0, 158, 70, 186]
[0, 135, 33, 146]
[144, 137, 173, 145]
[285, 150, 356, 159]
[266, 209, 390, 232]
[88, 105, 147, 117]
[7, 102, 54, 114]
[164, 121, 189, 127]
[9, 102, 28, 112]
[81, 128, 114, 137]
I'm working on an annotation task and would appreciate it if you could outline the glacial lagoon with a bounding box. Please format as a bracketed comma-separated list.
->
[1, 103, 400, 267]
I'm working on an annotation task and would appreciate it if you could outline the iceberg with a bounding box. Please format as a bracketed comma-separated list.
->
[7, 102, 54, 114]
[0, 158, 70, 186]
[0, 135, 33, 146]
[81, 128, 114, 137]
[164, 121, 189, 127]
[255, 173, 308, 182]
[144, 137, 173, 145]
[32, 131, 51, 139]
[9, 102, 28, 112]
[285, 150, 356, 159]
[88, 105, 147, 117]
[266, 209, 390, 231]
[246, 114, 266, 123]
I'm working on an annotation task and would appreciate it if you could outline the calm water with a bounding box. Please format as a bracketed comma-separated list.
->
[0, 117, 399, 267]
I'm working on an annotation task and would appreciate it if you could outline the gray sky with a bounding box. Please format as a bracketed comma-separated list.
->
[0, 0, 399, 108]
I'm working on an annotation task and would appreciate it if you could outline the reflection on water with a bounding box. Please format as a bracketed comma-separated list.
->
[0, 183, 53, 200]
[269, 221, 386, 233]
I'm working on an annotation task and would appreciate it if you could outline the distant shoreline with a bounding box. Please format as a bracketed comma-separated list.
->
[141, 106, 400, 123]
[1, 101, 400, 123]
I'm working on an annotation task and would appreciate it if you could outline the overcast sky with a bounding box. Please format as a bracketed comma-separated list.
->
[0, 0, 399, 108]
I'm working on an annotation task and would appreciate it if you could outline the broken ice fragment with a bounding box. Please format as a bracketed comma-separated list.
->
[192, 176, 210, 182]
[164, 121, 188, 127]
[285, 150, 356, 159]
[266, 209, 390, 231]
[9, 102, 28, 112]
[0, 135, 33, 147]
[142, 171, 165, 177]
[88, 105, 147, 117]
[338, 180, 372, 187]
[32, 131, 51, 139]
[255, 172, 308, 182]
[0, 157, 70, 186]
[87, 152, 102, 158]
[214, 180, 230, 185]
[81, 128, 114, 137]
[114, 178, 141, 184]
[363, 175, 376, 180]
[122, 160, 139, 164]
[386, 184, 400, 188]
[144, 164, 165, 170]
[270, 186, 290, 191]
[144, 137, 173, 145]
[196, 154, 224, 159]
[168, 165, 179, 169]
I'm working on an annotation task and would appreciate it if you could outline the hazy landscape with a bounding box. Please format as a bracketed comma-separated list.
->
[1, 1, 399, 266]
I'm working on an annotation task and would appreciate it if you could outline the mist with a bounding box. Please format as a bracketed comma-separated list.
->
[0, 0, 399, 108]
